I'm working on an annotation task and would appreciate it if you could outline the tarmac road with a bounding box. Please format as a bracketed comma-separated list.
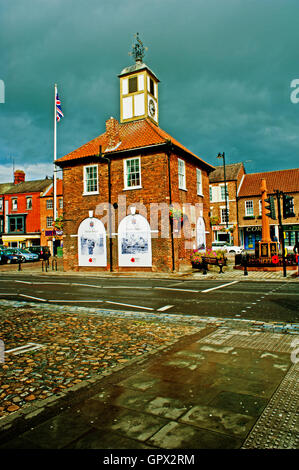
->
[0, 273, 298, 323]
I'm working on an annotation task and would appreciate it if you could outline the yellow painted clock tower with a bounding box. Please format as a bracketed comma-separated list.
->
[119, 34, 159, 125]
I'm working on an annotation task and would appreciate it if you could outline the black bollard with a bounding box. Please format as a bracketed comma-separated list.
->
[244, 254, 248, 276]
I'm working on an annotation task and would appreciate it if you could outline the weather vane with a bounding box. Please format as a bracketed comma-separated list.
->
[129, 33, 148, 63]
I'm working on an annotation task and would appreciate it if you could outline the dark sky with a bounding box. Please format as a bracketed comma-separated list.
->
[1, 0, 299, 182]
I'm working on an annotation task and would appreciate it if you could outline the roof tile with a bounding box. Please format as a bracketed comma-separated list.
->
[238, 169, 299, 196]
[55, 118, 214, 170]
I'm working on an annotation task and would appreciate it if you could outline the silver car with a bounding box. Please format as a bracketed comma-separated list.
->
[15, 249, 39, 262]
[212, 242, 244, 254]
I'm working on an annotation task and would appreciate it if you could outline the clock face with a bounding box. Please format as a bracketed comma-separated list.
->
[148, 99, 156, 117]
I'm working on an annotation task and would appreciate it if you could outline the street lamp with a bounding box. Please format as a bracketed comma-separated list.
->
[217, 152, 229, 233]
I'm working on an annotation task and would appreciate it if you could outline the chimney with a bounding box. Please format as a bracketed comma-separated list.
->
[14, 170, 25, 184]
[105, 117, 120, 150]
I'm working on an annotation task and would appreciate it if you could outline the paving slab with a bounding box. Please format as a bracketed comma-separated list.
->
[0, 307, 298, 449]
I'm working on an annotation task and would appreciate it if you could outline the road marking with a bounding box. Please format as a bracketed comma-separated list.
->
[154, 287, 200, 293]
[15, 280, 32, 284]
[102, 286, 152, 290]
[19, 294, 46, 302]
[71, 283, 102, 288]
[167, 282, 185, 287]
[48, 299, 103, 303]
[105, 301, 154, 311]
[201, 281, 239, 293]
[157, 305, 174, 312]
[6, 343, 45, 355]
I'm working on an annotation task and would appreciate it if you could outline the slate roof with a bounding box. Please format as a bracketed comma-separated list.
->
[238, 169, 299, 197]
[2, 178, 52, 195]
[0, 183, 14, 194]
[41, 179, 63, 197]
[55, 118, 215, 172]
[209, 162, 244, 183]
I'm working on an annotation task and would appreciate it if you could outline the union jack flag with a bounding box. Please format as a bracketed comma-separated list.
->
[56, 92, 64, 122]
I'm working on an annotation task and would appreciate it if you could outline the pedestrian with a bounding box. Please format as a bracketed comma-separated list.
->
[293, 240, 299, 254]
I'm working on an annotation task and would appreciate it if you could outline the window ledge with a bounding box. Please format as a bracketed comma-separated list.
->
[82, 191, 99, 196]
[123, 186, 143, 191]
[179, 187, 187, 192]
[197, 193, 204, 197]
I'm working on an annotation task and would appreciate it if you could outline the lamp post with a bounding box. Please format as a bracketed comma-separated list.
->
[99, 146, 113, 272]
[217, 152, 229, 236]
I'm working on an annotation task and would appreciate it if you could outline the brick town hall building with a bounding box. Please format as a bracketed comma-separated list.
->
[55, 36, 214, 272]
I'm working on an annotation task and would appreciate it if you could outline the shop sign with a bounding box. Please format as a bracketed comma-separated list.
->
[246, 226, 262, 232]
[283, 225, 299, 231]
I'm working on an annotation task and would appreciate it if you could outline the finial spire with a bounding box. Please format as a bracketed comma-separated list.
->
[129, 33, 148, 63]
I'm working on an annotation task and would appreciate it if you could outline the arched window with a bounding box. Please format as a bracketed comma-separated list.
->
[118, 214, 152, 267]
[196, 216, 206, 251]
[78, 217, 107, 266]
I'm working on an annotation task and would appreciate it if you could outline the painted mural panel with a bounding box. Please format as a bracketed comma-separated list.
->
[118, 214, 152, 267]
[196, 216, 206, 250]
[78, 217, 107, 267]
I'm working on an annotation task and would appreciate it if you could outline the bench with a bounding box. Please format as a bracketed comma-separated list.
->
[192, 256, 227, 274]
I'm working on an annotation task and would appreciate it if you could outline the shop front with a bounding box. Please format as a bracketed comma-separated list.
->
[242, 225, 278, 251]
[212, 225, 233, 244]
[2, 234, 40, 248]
[283, 224, 299, 250]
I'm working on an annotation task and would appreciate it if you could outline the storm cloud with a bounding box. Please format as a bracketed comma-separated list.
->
[1, 0, 299, 182]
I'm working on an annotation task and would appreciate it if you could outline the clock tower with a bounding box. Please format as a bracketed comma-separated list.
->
[119, 34, 159, 125]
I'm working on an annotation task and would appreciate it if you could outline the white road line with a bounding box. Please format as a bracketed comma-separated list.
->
[35, 282, 71, 286]
[5, 343, 44, 354]
[19, 294, 47, 302]
[154, 287, 200, 293]
[48, 300, 103, 303]
[16, 281, 72, 286]
[102, 286, 152, 290]
[71, 283, 102, 288]
[105, 301, 154, 311]
[157, 305, 174, 312]
[201, 281, 239, 293]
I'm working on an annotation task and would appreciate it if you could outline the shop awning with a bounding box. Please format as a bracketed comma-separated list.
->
[2, 235, 40, 242]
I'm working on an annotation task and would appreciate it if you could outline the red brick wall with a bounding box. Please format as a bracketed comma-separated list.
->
[4, 192, 41, 234]
[61, 149, 211, 272]
[40, 194, 63, 248]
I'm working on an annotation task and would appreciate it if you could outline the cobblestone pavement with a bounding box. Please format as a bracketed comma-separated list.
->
[0, 302, 200, 419]
[0, 300, 298, 449]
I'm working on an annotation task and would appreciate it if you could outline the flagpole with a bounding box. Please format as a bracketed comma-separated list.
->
[53, 83, 57, 254]
[54, 83, 57, 217]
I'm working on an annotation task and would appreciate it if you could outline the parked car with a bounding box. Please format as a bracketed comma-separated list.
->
[15, 248, 39, 262]
[212, 241, 244, 254]
[27, 246, 51, 260]
[0, 248, 23, 264]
